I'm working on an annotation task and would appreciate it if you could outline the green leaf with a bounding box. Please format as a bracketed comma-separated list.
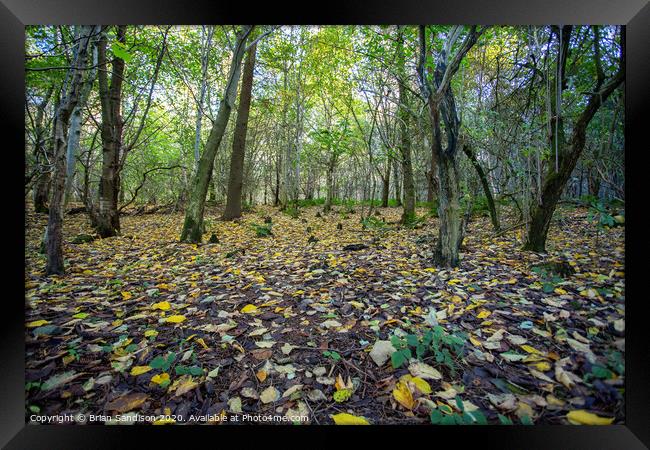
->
[455, 396, 465, 412]
[520, 415, 533, 425]
[111, 42, 132, 62]
[498, 414, 513, 425]
[391, 350, 407, 369]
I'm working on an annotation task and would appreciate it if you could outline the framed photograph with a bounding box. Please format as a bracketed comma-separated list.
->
[4, 0, 648, 447]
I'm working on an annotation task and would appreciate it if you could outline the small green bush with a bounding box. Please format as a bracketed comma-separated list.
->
[390, 326, 467, 375]
[251, 222, 272, 237]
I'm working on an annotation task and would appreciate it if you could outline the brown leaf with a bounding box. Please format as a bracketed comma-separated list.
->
[106, 392, 148, 413]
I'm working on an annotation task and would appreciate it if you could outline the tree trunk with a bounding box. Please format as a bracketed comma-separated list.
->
[95, 26, 126, 238]
[194, 26, 214, 170]
[323, 158, 335, 213]
[417, 25, 482, 267]
[392, 158, 401, 207]
[381, 164, 390, 208]
[462, 143, 500, 232]
[223, 42, 256, 220]
[180, 26, 253, 243]
[64, 38, 98, 205]
[435, 154, 462, 267]
[45, 25, 95, 275]
[31, 87, 55, 213]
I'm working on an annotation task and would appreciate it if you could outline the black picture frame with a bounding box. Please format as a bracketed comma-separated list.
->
[4, 0, 648, 448]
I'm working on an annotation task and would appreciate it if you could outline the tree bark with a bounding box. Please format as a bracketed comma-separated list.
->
[94, 26, 126, 238]
[45, 25, 95, 275]
[31, 87, 55, 213]
[418, 25, 482, 267]
[381, 163, 390, 207]
[64, 36, 99, 205]
[180, 26, 253, 243]
[223, 42, 257, 220]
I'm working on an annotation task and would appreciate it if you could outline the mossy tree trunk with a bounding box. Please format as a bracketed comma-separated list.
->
[418, 25, 482, 267]
[180, 26, 253, 243]
[95, 26, 126, 238]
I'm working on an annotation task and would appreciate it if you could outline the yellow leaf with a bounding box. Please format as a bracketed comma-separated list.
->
[477, 310, 491, 319]
[331, 413, 370, 425]
[27, 320, 49, 328]
[195, 338, 209, 350]
[144, 329, 158, 338]
[173, 376, 198, 397]
[566, 410, 615, 425]
[529, 361, 551, 371]
[240, 304, 258, 314]
[521, 345, 544, 355]
[130, 366, 153, 376]
[256, 370, 267, 382]
[392, 381, 415, 410]
[152, 301, 171, 311]
[554, 288, 568, 295]
[121, 291, 132, 300]
[164, 315, 187, 324]
[469, 335, 482, 347]
[400, 375, 432, 394]
[151, 372, 170, 385]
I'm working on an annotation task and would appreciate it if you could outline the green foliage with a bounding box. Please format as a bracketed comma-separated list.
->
[531, 265, 565, 293]
[283, 206, 300, 219]
[323, 350, 341, 362]
[361, 216, 386, 230]
[430, 395, 487, 425]
[251, 222, 273, 237]
[175, 365, 203, 376]
[150, 352, 176, 371]
[587, 200, 616, 229]
[390, 326, 466, 375]
[111, 41, 133, 62]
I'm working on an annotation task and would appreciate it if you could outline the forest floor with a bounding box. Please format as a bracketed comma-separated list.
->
[24, 204, 625, 425]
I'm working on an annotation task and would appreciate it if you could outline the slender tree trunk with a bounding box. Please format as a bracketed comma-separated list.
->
[392, 158, 401, 207]
[381, 164, 390, 207]
[462, 143, 500, 232]
[180, 26, 253, 243]
[45, 25, 94, 275]
[194, 26, 214, 169]
[64, 39, 98, 205]
[223, 43, 257, 220]
[323, 157, 335, 213]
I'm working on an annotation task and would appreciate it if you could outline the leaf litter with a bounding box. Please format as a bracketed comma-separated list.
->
[24, 204, 624, 425]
